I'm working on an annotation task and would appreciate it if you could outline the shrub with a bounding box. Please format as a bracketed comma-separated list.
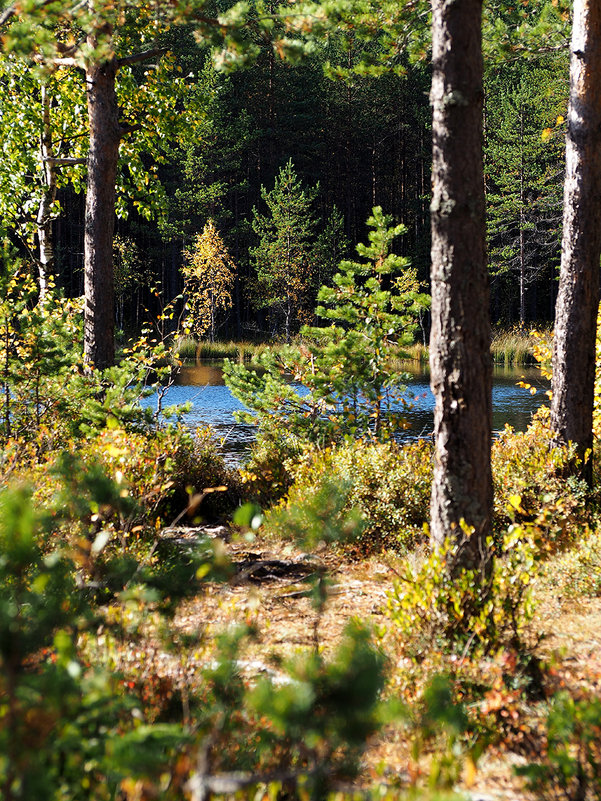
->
[71, 423, 240, 529]
[492, 409, 590, 550]
[238, 428, 304, 506]
[386, 526, 537, 658]
[540, 528, 601, 599]
[517, 692, 601, 801]
[271, 438, 433, 554]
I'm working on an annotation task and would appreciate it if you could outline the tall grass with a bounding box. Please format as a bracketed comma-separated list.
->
[402, 343, 429, 364]
[175, 328, 543, 367]
[490, 328, 539, 366]
[173, 337, 288, 363]
[174, 336, 198, 361]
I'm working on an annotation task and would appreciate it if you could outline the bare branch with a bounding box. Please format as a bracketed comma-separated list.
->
[118, 47, 168, 68]
[119, 124, 142, 137]
[44, 157, 87, 165]
[33, 54, 79, 67]
[187, 769, 308, 801]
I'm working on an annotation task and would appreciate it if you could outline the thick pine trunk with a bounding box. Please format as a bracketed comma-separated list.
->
[429, 0, 493, 571]
[83, 39, 120, 369]
[551, 0, 601, 483]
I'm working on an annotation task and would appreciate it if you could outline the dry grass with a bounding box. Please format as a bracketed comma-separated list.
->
[98, 531, 601, 801]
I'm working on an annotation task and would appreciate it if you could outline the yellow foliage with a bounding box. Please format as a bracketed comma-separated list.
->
[182, 219, 236, 339]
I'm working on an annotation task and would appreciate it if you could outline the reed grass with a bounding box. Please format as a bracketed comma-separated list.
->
[174, 337, 290, 363]
[175, 328, 543, 367]
[490, 328, 539, 366]
[174, 336, 198, 361]
[402, 342, 430, 364]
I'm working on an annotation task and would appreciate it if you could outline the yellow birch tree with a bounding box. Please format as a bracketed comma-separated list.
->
[182, 220, 236, 342]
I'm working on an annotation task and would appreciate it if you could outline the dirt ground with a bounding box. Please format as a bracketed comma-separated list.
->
[125, 529, 601, 801]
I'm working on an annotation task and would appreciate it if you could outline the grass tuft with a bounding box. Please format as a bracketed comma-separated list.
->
[490, 327, 540, 366]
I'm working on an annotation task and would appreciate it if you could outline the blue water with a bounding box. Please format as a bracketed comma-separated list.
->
[143, 362, 549, 465]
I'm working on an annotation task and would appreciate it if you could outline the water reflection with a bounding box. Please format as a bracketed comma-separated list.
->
[144, 362, 549, 466]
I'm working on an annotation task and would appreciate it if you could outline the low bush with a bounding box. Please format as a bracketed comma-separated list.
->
[34, 424, 240, 540]
[268, 438, 433, 554]
[386, 526, 537, 659]
[540, 528, 601, 599]
[492, 408, 590, 550]
[0, 459, 396, 801]
[239, 428, 304, 506]
[517, 691, 601, 801]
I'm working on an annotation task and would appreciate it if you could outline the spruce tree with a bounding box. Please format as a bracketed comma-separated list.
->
[485, 60, 567, 325]
[251, 160, 319, 341]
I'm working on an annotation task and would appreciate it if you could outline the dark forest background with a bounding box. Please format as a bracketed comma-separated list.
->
[47, 26, 568, 341]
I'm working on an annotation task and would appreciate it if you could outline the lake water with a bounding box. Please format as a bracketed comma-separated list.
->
[144, 362, 549, 466]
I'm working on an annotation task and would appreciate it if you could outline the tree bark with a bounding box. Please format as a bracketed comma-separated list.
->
[36, 83, 57, 298]
[83, 21, 120, 369]
[551, 0, 601, 484]
[429, 0, 493, 571]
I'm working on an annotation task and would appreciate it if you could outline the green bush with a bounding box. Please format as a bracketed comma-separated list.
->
[492, 409, 590, 550]
[271, 438, 433, 553]
[42, 424, 240, 537]
[517, 692, 601, 801]
[0, 464, 396, 801]
[239, 428, 304, 506]
[386, 526, 537, 657]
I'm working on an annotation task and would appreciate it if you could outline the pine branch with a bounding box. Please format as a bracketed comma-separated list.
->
[118, 47, 168, 68]
[44, 157, 87, 166]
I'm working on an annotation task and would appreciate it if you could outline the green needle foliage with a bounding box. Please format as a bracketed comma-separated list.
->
[225, 206, 429, 453]
[251, 159, 321, 342]
[304, 206, 430, 440]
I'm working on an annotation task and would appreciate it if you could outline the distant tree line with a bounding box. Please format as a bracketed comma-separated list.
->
[0, 10, 569, 342]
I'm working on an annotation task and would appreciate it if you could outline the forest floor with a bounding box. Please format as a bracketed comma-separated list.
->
[114, 528, 601, 801]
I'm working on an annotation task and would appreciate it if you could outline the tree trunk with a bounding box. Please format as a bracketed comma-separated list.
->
[36, 83, 57, 299]
[429, 0, 493, 572]
[519, 105, 526, 328]
[83, 24, 120, 369]
[551, 0, 601, 484]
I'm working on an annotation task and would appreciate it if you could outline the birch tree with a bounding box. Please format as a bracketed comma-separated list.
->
[183, 220, 236, 342]
[1, 2, 194, 367]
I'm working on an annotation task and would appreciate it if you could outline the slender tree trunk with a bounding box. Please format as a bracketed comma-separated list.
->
[519, 106, 526, 327]
[36, 83, 57, 298]
[551, 0, 601, 484]
[429, 0, 492, 572]
[83, 22, 120, 369]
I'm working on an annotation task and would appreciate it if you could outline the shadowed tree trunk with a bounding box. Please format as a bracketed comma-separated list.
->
[429, 0, 493, 572]
[83, 24, 119, 370]
[551, 0, 601, 484]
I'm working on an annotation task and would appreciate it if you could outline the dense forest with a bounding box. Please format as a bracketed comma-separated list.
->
[0, 6, 569, 339]
[4, 1, 601, 801]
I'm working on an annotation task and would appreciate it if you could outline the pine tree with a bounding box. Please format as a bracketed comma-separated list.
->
[429, 0, 493, 571]
[551, 0, 601, 483]
[182, 220, 236, 342]
[485, 60, 567, 325]
[305, 207, 429, 440]
[225, 208, 429, 446]
[251, 160, 319, 342]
